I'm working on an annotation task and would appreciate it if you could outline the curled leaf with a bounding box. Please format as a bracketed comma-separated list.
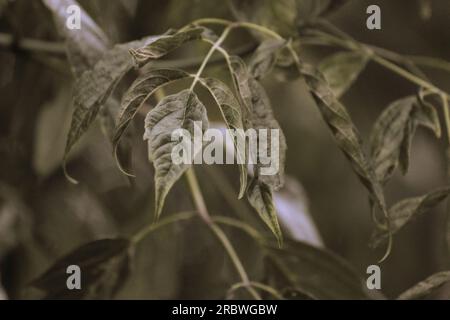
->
[130, 28, 205, 67]
[249, 39, 288, 79]
[144, 90, 208, 219]
[113, 69, 192, 174]
[32, 239, 132, 299]
[371, 187, 450, 248]
[247, 178, 283, 245]
[319, 51, 368, 98]
[397, 271, 450, 300]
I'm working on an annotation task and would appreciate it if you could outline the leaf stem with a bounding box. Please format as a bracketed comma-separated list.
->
[227, 281, 284, 300]
[184, 168, 261, 300]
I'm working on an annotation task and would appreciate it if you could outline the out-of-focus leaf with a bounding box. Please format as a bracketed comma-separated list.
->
[113, 69, 191, 173]
[119, 0, 139, 17]
[371, 187, 450, 248]
[32, 238, 132, 299]
[249, 39, 287, 79]
[144, 90, 208, 219]
[370, 96, 415, 184]
[199, 78, 247, 198]
[63, 38, 151, 183]
[319, 51, 368, 98]
[130, 28, 205, 67]
[298, 63, 387, 216]
[265, 239, 370, 299]
[43, 0, 110, 77]
[398, 271, 450, 300]
[247, 178, 282, 245]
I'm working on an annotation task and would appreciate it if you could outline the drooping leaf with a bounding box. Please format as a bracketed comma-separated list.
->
[32, 239, 132, 299]
[370, 96, 416, 184]
[318, 51, 368, 98]
[247, 178, 282, 245]
[249, 39, 287, 79]
[297, 62, 387, 216]
[229, 56, 253, 113]
[265, 239, 370, 299]
[130, 28, 205, 67]
[63, 38, 151, 183]
[144, 90, 209, 219]
[397, 271, 450, 300]
[113, 69, 192, 174]
[371, 187, 450, 248]
[43, 0, 110, 77]
[416, 89, 441, 138]
[199, 77, 247, 198]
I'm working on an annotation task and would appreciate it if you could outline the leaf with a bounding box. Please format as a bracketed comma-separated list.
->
[416, 89, 441, 138]
[265, 239, 370, 299]
[249, 39, 287, 79]
[43, 0, 110, 77]
[199, 77, 247, 198]
[371, 187, 450, 248]
[298, 63, 387, 216]
[63, 38, 151, 183]
[113, 69, 192, 174]
[319, 51, 368, 98]
[369, 96, 416, 184]
[247, 178, 283, 245]
[32, 238, 132, 299]
[397, 271, 450, 300]
[130, 27, 205, 67]
[229, 56, 253, 113]
[144, 90, 209, 219]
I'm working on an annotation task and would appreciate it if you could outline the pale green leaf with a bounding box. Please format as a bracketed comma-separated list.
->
[249, 39, 287, 79]
[144, 90, 209, 219]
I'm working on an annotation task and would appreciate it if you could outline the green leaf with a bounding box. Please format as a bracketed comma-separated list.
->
[416, 89, 441, 138]
[298, 63, 387, 216]
[229, 56, 253, 113]
[144, 90, 209, 219]
[265, 239, 370, 299]
[113, 69, 192, 174]
[43, 0, 110, 77]
[371, 187, 450, 248]
[319, 51, 368, 98]
[32, 238, 132, 299]
[130, 28, 205, 67]
[370, 96, 416, 184]
[397, 271, 450, 300]
[249, 39, 287, 79]
[199, 77, 247, 198]
[247, 178, 283, 245]
[63, 39, 150, 183]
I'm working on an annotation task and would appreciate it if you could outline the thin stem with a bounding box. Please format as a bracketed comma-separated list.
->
[227, 281, 284, 300]
[185, 168, 262, 300]
[441, 94, 450, 143]
[189, 26, 233, 91]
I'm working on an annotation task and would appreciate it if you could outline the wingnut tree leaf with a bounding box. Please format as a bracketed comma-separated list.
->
[113, 69, 192, 174]
[63, 39, 151, 183]
[229, 56, 253, 114]
[371, 187, 450, 248]
[265, 239, 370, 299]
[397, 271, 450, 300]
[199, 78, 247, 198]
[43, 0, 110, 77]
[249, 39, 288, 79]
[416, 89, 441, 138]
[297, 63, 387, 216]
[247, 178, 283, 245]
[144, 90, 209, 219]
[32, 239, 132, 299]
[319, 51, 368, 98]
[130, 28, 206, 67]
[370, 96, 416, 184]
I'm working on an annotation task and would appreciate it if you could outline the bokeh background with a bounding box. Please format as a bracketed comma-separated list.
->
[0, 0, 449, 299]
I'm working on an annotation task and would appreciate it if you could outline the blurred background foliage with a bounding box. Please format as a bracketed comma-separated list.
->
[0, 0, 449, 299]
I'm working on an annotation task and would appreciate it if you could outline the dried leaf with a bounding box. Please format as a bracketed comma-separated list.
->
[130, 28, 205, 67]
[319, 51, 368, 98]
[32, 239, 132, 299]
[144, 90, 208, 219]
[113, 69, 192, 174]
[249, 39, 287, 79]
[247, 178, 282, 245]
[265, 239, 370, 299]
[398, 271, 450, 300]
[371, 187, 450, 248]
[199, 77, 247, 198]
